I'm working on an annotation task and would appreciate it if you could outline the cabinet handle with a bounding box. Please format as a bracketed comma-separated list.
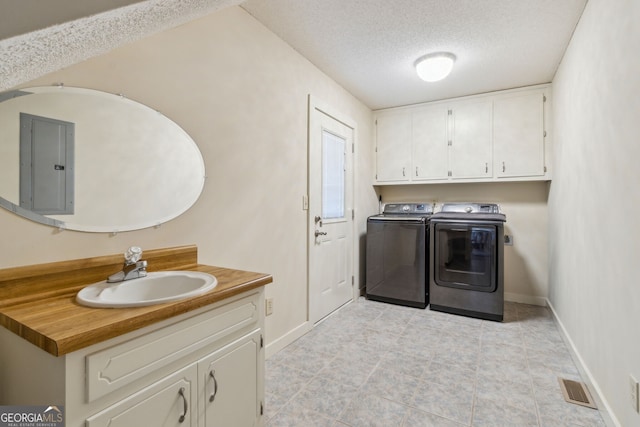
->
[178, 387, 188, 423]
[415, 167, 418, 177]
[402, 167, 406, 177]
[209, 370, 218, 403]
[502, 161, 506, 173]
[485, 163, 488, 173]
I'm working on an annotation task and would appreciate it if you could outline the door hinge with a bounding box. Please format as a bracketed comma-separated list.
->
[260, 401, 264, 416]
[351, 276, 354, 285]
[260, 334, 264, 349]
[351, 210, 354, 220]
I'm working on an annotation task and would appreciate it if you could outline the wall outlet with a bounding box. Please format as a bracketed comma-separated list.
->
[265, 298, 274, 316]
[630, 375, 639, 413]
[504, 235, 514, 246]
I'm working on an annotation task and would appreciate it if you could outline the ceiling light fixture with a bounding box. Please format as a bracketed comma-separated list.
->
[415, 52, 456, 82]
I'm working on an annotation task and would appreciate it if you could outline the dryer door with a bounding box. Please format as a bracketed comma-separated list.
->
[434, 223, 497, 292]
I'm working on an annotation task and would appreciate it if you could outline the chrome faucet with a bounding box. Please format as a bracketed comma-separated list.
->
[107, 246, 148, 283]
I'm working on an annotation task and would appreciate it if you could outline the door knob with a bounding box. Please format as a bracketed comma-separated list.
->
[315, 230, 327, 237]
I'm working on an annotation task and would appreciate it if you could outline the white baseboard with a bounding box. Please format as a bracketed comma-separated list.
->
[546, 298, 619, 427]
[504, 292, 547, 306]
[265, 321, 311, 360]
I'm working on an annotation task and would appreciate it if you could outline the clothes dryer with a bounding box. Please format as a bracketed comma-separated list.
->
[429, 203, 506, 321]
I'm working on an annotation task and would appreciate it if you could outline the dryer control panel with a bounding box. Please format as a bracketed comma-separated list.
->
[440, 203, 500, 214]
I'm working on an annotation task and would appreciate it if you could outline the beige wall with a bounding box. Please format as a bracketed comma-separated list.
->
[0, 7, 378, 352]
[549, 0, 640, 425]
[380, 181, 549, 305]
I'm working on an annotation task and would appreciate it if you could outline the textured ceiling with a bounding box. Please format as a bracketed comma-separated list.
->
[241, 0, 588, 109]
[0, 0, 146, 40]
[0, 0, 243, 91]
[0, 0, 587, 108]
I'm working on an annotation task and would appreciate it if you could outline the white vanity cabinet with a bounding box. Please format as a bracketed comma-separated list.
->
[87, 329, 262, 427]
[0, 288, 265, 427]
[373, 84, 550, 185]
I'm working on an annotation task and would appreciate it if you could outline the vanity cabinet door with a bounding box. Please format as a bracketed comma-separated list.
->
[375, 111, 411, 182]
[199, 330, 262, 427]
[449, 100, 493, 179]
[86, 364, 197, 427]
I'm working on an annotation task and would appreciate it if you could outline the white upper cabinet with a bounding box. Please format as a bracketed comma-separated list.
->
[374, 111, 411, 182]
[373, 84, 550, 185]
[449, 100, 493, 179]
[493, 91, 546, 178]
[412, 105, 449, 181]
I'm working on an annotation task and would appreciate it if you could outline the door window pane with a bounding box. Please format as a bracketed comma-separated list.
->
[322, 129, 345, 219]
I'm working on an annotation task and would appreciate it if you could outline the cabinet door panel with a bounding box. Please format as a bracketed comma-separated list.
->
[199, 330, 261, 427]
[494, 92, 545, 177]
[412, 106, 449, 180]
[450, 101, 492, 178]
[86, 364, 196, 427]
[375, 112, 411, 182]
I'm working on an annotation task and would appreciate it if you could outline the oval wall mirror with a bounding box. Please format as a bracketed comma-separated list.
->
[0, 86, 206, 232]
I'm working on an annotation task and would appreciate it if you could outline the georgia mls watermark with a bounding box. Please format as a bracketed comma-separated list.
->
[0, 406, 64, 427]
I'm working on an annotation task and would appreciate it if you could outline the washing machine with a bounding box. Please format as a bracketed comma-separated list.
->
[366, 203, 432, 308]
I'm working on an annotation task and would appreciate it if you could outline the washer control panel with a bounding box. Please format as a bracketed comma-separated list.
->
[383, 203, 433, 215]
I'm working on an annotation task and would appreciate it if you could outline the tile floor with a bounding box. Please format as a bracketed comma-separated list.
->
[265, 298, 607, 427]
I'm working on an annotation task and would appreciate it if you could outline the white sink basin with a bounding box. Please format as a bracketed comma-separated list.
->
[76, 271, 217, 308]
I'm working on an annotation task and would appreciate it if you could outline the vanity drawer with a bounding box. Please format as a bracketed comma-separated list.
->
[86, 364, 197, 427]
[85, 293, 259, 402]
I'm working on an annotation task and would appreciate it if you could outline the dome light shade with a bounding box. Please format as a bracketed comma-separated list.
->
[415, 52, 456, 82]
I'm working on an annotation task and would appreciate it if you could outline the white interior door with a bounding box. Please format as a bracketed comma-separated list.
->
[308, 96, 354, 324]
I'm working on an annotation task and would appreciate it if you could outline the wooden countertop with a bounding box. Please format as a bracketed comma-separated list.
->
[0, 246, 272, 356]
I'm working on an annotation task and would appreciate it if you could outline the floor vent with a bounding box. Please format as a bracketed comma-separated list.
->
[558, 378, 597, 409]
